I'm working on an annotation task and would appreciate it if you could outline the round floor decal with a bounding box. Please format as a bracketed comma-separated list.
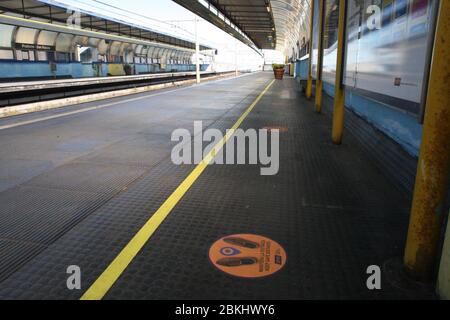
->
[209, 234, 287, 278]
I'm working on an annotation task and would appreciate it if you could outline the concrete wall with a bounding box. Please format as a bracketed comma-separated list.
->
[438, 216, 450, 299]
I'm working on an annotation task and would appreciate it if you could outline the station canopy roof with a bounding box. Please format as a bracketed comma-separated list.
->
[0, 0, 214, 51]
[173, 0, 312, 55]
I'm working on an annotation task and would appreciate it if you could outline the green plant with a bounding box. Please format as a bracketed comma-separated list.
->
[272, 63, 285, 70]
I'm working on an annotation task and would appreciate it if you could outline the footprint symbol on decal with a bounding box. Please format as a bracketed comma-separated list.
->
[220, 247, 241, 256]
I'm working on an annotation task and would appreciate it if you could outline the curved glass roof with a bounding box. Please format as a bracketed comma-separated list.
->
[271, 0, 311, 55]
[0, 0, 214, 51]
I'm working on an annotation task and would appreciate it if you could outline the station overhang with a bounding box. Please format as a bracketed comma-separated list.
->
[173, 0, 312, 57]
[173, 0, 273, 52]
[0, 0, 214, 52]
[0, 13, 199, 54]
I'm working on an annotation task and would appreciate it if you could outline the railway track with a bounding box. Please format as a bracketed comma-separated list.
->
[0, 71, 233, 107]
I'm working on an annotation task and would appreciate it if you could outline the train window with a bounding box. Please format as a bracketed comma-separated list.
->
[0, 49, 13, 60]
[395, 0, 408, 19]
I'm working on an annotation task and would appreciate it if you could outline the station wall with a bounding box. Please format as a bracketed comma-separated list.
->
[0, 61, 209, 79]
[295, 58, 422, 158]
[293, 0, 439, 158]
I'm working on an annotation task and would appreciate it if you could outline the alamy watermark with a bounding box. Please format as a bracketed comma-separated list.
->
[171, 121, 280, 176]
[66, 265, 81, 290]
[366, 5, 382, 31]
[366, 265, 382, 290]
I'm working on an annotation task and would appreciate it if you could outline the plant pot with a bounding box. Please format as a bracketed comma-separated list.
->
[274, 68, 284, 80]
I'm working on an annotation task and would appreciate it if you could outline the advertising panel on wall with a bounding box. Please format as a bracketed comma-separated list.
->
[322, 0, 340, 85]
[311, 0, 321, 79]
[342, 0, 437, 116]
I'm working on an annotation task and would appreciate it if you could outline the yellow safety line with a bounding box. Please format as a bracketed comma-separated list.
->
[80, 79, 276, 300]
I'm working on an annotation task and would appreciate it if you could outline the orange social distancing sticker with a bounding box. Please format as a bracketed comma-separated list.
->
[209, 234, 287, 278]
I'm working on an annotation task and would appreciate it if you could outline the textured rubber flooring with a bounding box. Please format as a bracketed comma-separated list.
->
[0, 73, 273, 299]
[0, 73, 420, 299]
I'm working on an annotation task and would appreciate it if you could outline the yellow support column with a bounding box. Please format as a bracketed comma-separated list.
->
[315, 0, 324, 113]
[306, 0, 315, 99]
[331, 0, 347, 144]
[404, 0, 450, 281]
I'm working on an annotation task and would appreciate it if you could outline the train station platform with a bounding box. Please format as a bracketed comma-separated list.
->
[0, 72, 428, 299]
[0, 71, 215, 94]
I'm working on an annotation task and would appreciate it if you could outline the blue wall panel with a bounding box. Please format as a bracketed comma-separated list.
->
[295, 58, 309, 81]
[322, 81, 422, 157]
[0, 61, 207, 78]
[0, 62, 52, 78]
[135, 64, 150, 74]
[0, 62, 97, 78]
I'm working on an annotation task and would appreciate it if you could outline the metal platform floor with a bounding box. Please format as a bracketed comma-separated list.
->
[0, 72, 421, 299]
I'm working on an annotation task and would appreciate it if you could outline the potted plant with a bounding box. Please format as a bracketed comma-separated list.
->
[272, 64, 285, 80]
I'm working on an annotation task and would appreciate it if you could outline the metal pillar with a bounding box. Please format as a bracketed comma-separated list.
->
[314, 0, 324, 113]
[331, 0, 346, 144]
[195, 17, 200, 84]
[404, 0, 450, 281]
[306, 0, 315, 99]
